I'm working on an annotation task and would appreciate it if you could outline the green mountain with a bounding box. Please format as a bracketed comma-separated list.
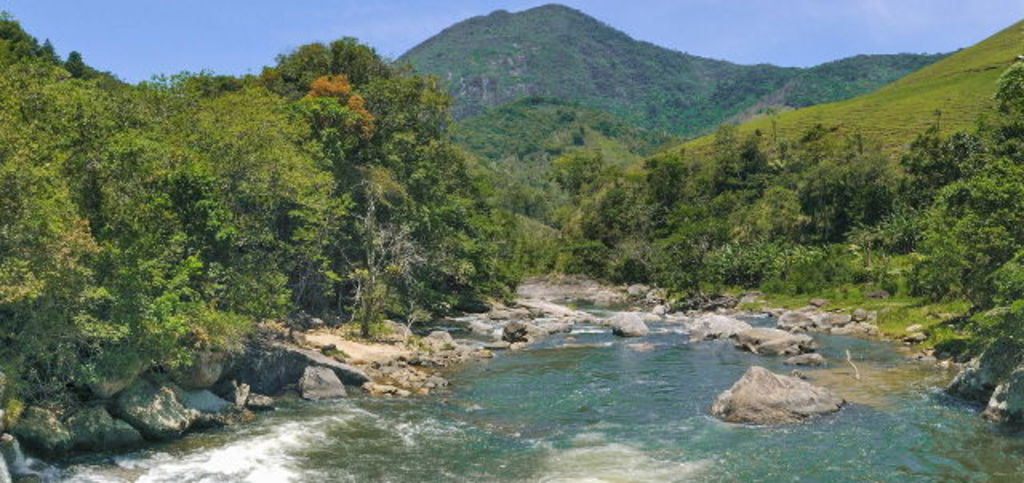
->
[401, 4, 945, 137]
[682, 19, 1024, 153]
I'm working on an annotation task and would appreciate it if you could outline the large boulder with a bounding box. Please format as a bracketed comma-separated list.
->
[607, 313, 649, 338]
[502, 321, 544, 344]
[213, 380, 251, 409]
[0, 447, 8, 483]
[711, 366, 845, 424]
[172, 351, 226, 389]
[87, 358, 146, 399]
[66, 407, 142, 451]
[298, 366, 347, 401]
[776, 309, 819, 333]
[230, 342, 370, 395]
[949, 339, 1024, 403]
[10, 407, 73, 454]
[734, 328, 817, 356]
[423, 331, 456, 351]
[178, 389, 232, 414]
[113, 379, 192, 440]
[982, 368, 1024, 424]
[686, 314, 753, 341]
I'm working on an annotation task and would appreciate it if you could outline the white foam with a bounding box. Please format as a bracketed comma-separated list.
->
[537, 441, 710, 483]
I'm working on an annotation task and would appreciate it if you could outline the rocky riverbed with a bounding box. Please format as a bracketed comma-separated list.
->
[2, 275, 1021, 481]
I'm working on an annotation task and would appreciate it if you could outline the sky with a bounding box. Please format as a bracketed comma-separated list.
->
[1, 1, 1022, 83]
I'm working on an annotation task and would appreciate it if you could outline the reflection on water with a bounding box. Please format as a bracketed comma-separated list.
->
[55, 314, 1024, 482]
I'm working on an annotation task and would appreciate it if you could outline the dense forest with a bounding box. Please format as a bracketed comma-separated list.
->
[0, 14, 525, 408]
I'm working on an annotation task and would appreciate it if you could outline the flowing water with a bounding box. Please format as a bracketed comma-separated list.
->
[36, 310, 1024, 482]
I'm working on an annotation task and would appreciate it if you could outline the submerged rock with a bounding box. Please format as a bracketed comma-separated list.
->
[10, 407, 73, 454]
[734, 328, 817, 356]
[711, 366, 845, 424]
[607, 313, 649, 337]
[298, 366, 347, 401]
[114, 379, 192, 440]
[686, 314, 752, 341]
[66, 407, 142, 451]
[784, 353, 827, 366]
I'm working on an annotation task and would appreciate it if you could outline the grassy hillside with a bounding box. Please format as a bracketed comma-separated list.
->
[684, 20, 1023, 152]
[403, 4, 943, 137]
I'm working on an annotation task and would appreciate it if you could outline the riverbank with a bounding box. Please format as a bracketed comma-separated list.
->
[0, 275, 1009, 481]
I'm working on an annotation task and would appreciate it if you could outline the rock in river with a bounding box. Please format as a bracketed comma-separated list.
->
[607, 313, 649, 337]
[784, 353, 827, 366]
[66, 406, 143, 451]
[299, 366, 347, 401]
[734, 328, 817, 356]
[10, 407, 73, 454]
[711, 366, 845, 424]
[114, 379, 193, 440]
[686, 314, 752, 341]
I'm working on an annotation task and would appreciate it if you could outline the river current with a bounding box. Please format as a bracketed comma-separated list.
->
[36, 309, 1024, 481]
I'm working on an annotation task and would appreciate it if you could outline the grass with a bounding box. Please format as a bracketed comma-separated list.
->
[681, 20, 1023, 154]
[741, 287, 972, 349]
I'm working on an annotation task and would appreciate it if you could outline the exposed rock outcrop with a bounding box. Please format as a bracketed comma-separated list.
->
[230, 342, 370, 395]
[711, 366, 845, 424]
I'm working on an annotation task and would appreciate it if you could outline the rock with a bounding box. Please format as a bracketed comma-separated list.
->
[298, 366, 347, 401]
[468, 319, 499, 339]
[627, 343, 655, 352]
[640, 312, 663, 323]
[866, 290, 891, 299]
[423, 330, 456, 351]
[114, 379, 192, 440]
[607, 313, 649, 337]
[483, 341, 512, 350]
[0, 447, 8, 483]
[502, 321, 543, 344]
[10, 407, 72, 454]
[652, 304, 669, 316]
[230, 342, 370, 395]
[686, 313, 753, 341]
[213, 380, 251, 409]
[904, 332, 928, 344]
[852, 309, 871, 322]
[982, 368, 1024, 424]
[734, 328, 817, 356]
[66, 407, 142, 451]
[906, 324, 924, 333]
[948, 339, 1024, 402]
[808, 298, 829, 308]
[784, 353, 827, 366]
[626, 284, 650, 298]
[172, 351, 226, 389]
[454, 297, 490, 314]
[179, 389, 232, 413]
[245, 393, 276, 411]
[363, 382, 412, 398]
[711, 366, 845, 424]
[539, 321, 573, 335]
[776, 310, 817, 333]
[830, 322, 879, 336]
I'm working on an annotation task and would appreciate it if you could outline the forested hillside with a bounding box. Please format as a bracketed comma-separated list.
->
[402, 4, 944, 136]
[0, 15, 522, 405]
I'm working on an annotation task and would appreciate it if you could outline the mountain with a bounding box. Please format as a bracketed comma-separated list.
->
[401, 4, 945, 137]
[681, 19, 1024, 153]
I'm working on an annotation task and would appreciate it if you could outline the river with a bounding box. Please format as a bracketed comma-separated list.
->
[35, 308, 1024, 481]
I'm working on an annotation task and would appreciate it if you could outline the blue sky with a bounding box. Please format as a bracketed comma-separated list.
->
[2, 1, 1021, 83]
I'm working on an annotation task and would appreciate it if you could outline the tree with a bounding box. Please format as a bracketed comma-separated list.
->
[65, 50, 87, 78]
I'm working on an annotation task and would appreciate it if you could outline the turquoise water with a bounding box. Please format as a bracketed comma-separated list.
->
[51, 314, 1024, 482]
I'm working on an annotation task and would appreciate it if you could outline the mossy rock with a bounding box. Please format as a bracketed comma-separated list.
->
[11, 407, 73, 454]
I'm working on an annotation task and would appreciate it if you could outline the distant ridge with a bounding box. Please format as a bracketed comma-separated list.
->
[401, 3, 945, 136]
